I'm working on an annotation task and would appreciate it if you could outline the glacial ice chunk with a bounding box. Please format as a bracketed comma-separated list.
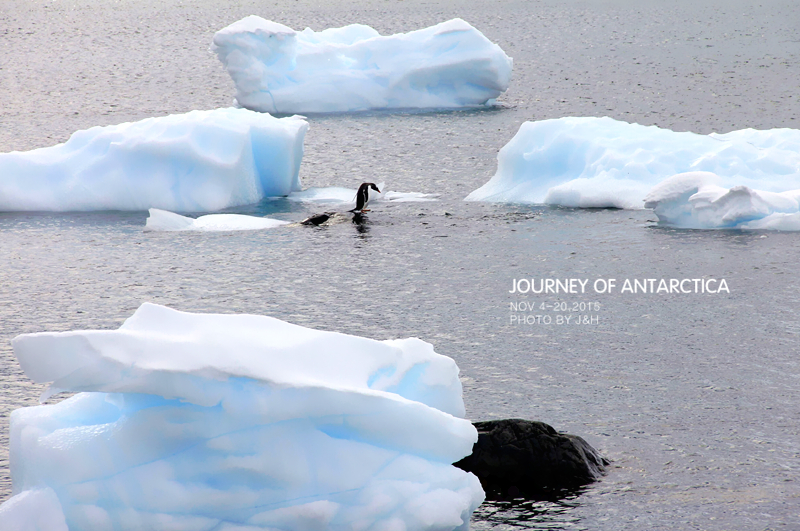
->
[0, 109, 308, 212]
[643, 171, 800, 230]
[1, 303, 484, 531]
[144, 208, 290, 232]
[0, 488, 67, 531]
[465, 117, 800, 209]
[212, 17, 513, 113]
[740, 212, 800, 230]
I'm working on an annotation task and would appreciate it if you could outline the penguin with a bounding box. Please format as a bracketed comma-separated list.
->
[300, 212, 333, 226]
[349, 183, 381, 213]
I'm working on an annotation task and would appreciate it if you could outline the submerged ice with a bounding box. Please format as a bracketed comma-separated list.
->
[144, 184, 438, 232]
[0, 109, 308, 212]
[465, 117, 800, 210]
[212, 17, 512, 113]
[1, 303, 484, 531]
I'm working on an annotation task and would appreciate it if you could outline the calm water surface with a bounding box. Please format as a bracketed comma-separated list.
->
[1, 0, 798, 529]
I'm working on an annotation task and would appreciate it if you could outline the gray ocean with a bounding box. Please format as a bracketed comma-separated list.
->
[1, 0, 798, 528]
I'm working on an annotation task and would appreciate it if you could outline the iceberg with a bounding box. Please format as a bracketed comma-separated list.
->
[465, 117, 800, 209]
[0, 488, 68, 531]
[211, 17, 512, 113]
[1, 303, 484, 531]
[144, 208, 290, 232]
[0, 109, 308, 212]
[643, 171, 800, 230]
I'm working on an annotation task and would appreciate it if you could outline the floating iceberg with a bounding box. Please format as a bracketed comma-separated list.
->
[286, 184, 439, 205]
[643, 171, 800, 230]
[144, 208, 290, 232]
[212, 17, 512, 113]
[1, 303, 484, 531]
[0, 109, 308, 212]
[0, 488, 68, 531]
[465, 117, 800, 209]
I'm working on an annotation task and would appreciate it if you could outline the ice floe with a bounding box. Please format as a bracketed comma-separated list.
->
[466, 117, 800, 209]
[285, 184, 439, 206]
[644, 171, 800, 230]
[1, 303, 483, 531]
[0, 109, 308, 212]
[144, 208, 290, 232]
[212, 17, 512, 113]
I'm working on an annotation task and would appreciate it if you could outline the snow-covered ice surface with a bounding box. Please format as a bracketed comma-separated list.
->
[212, 17, 512, 113]
[466, 117, 800, 209]
[285, 183, 439, 207]
[0, 109, 308, 213]
[144, 208, 290, 232]
[643, 171, 800, 230]
[1, 303, 483, 531]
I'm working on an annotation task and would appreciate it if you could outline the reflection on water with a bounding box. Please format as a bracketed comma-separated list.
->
[473, 494, 584, 530]
[351, 211, 371, 236]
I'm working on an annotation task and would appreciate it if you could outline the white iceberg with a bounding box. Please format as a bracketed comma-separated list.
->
[1, 303, 484, 531]
[465, 117, 800, 209]
[286, 184, 439, 205]
[0, 488, 68, 531]
[643, 171, 800, 230]
[0, 109, 308, 212]
[211, 17, 512, 113]
[144, 208, 290, 232]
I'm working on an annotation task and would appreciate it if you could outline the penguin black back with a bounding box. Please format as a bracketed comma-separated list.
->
[300, 213, 332, 226]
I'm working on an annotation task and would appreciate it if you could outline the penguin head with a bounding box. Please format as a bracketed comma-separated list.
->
[358, 182, 381, 197]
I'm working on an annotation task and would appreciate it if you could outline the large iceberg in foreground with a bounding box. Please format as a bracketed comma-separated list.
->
[465, 117, 800, 209]
[212, 17, 512, 113]
[0, 109, 308, 212]
[643, 171, 800, 230]
[1, 303, 483, 531]
[0, 488, 68, 531]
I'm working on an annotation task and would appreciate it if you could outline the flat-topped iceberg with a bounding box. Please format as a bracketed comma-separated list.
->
[0, 109, 308, 212]
[1, 303, 484, 531]
[465, 117, 800, 209]
[644, 171, 800, 230]
[212, 17, 512, 113]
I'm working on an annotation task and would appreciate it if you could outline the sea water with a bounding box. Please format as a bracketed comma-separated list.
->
[1, 0, 798, 529]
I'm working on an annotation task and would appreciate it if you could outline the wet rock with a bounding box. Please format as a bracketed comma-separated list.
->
[454, 419, 608, 498]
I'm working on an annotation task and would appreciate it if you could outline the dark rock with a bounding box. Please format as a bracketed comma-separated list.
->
[454, 419, 608, 498]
